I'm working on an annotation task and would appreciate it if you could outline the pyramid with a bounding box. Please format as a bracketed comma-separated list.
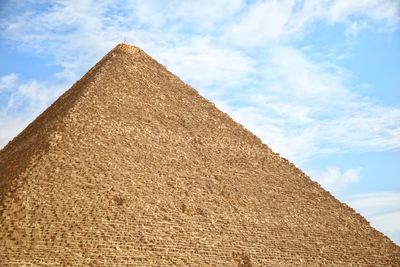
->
[0, 44, 399, 266]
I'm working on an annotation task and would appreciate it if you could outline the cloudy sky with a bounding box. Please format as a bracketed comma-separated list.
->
[0, 0, 399, 243]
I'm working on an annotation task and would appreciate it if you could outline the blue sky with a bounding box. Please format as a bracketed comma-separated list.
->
[0, 0, 399, 244]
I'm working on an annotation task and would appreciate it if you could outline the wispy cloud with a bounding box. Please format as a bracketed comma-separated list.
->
[224, 0, 400, 47]
[0, 73, 65, 147]
[152, 38, 256, 95]
[226, 0, 297, 46]
[0, 73, 18, 92]
[346, 192, 400, 244]
[126, 0, 244, 31]
[328, 0, 400, 28]
[311, 166, 362, 193]
[223, 45, 400, 164]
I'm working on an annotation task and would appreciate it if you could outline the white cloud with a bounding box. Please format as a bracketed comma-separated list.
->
[320, 105, 400, 152]
[127, 0, 244, 31]
[0, 75, 66, 148]
[1, 79, 60, 114]
[224, 0, 400, 47]
[347, 192, 400, 216]
[370, 211, 400, 244]
[328, 0, 400, 28]
[345, 20, 369, 37]
[311, 166, 362, 193]
[217, 45, 400, 164]
[346, 192, 400, 244]
[151, 38, 256, 95]
[0, 73, 18, 92]
[226, 0, 296, 46]
[226, 103, 319, 165]
[0, 116, 30, 149]
[262, 46, 352, 107]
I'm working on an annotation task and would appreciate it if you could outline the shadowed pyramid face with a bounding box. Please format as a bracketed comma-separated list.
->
[0, 44, 399, 266]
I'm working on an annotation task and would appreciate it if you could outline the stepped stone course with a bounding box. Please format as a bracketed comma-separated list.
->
[0, 43, 399, 266]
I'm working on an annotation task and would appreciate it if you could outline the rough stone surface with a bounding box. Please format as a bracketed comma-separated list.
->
[0, 44, 399, 266]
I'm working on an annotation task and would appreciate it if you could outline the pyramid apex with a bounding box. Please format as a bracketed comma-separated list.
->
[114, 43, 143, 54]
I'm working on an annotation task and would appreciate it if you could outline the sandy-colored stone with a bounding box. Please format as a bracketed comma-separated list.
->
[0, 43, 399, 266]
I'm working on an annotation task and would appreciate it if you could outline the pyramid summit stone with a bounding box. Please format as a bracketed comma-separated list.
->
[0, 43, 399, 266]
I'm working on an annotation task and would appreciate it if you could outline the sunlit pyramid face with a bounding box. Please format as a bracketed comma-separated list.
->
[0, 44, 399, 266]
